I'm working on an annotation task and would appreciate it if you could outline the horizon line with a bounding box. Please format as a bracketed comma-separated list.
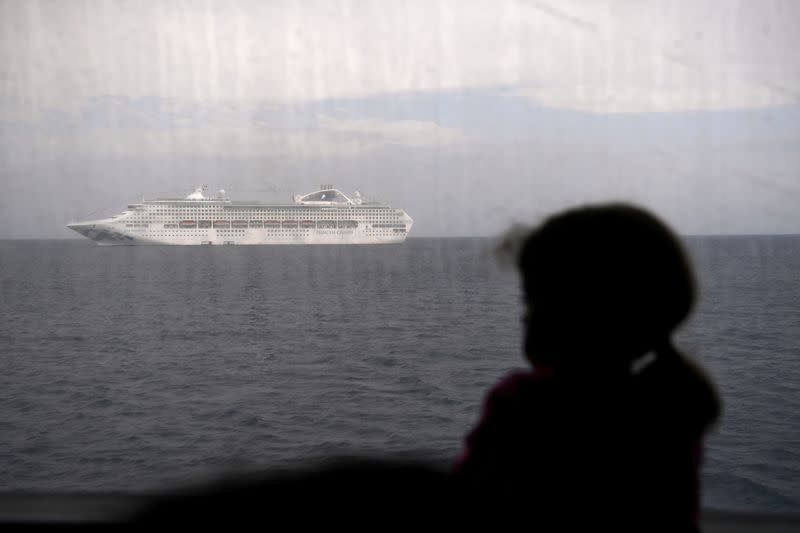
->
[2, 233, 800, 242]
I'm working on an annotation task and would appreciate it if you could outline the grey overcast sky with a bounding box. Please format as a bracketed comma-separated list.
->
[1, 0, 798, 238]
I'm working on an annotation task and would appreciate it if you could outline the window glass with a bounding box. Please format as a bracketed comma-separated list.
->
[0, 0, 797, 519]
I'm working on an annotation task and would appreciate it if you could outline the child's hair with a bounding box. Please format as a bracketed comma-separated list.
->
[517, 203, 696, 370]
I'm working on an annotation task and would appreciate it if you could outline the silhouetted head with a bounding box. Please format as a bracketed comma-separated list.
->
[517, 204, 695, 372]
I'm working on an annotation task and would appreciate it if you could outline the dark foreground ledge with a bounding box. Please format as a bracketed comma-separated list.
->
[0, 492, 797, 532]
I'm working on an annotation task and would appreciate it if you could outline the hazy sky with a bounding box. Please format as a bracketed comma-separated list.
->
[1, 0, 798, 237]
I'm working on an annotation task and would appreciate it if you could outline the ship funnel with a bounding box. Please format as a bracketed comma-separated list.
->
[186, 187, 205, 200]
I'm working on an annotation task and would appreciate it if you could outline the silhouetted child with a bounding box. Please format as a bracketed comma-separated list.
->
[453, 204, 720, 531]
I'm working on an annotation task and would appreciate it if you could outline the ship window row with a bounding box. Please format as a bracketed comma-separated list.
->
[140, 207, 397, 213]
[145, 230, 319, 236]
[129, 215, 395, 218]
[132, 218, 405, 223]
[160, 220, 361, 229]
[138, 213, 397, 217]
[128, 217, 396, 224]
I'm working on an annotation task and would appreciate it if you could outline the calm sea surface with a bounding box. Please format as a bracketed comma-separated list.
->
[1, 237, 798, 512]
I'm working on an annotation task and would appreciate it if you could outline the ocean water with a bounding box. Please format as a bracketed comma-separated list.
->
[0, 237, 798, 512]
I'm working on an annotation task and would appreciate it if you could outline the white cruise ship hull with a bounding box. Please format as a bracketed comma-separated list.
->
[66, 222, 410, 245]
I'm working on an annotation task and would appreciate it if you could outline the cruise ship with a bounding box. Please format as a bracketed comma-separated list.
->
[67, 185, 413, 245]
